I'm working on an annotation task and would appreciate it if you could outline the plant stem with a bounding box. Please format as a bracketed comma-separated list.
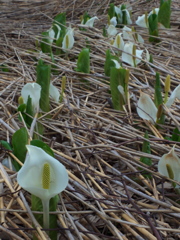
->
[42, 199, 50, 233]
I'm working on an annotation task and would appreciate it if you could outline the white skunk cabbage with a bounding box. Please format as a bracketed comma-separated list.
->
[21, 83, 41, 113]
[122, 42, 143, 67]
[17, 145, 68, 228]
[113, 33, 124, 50]
[62, 28, 74, 50]
[137, 92, 157, 123]
[166, 85, 180, 108]
[49, 83, 60, 103]
[158, 146, 180, 185]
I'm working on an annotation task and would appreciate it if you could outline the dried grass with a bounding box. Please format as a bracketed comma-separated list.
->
[1, 0, 180, 239]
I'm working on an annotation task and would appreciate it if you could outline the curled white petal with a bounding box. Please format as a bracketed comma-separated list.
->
[158, 146, 180, 182]
[136, 14, 148, 28]
[122, 9, 132, 24]
[137, 92, 157, 123]
[53, 24, 61, 40]
[166, 85, 180, 108]
[49, 83, 60, 103]
[62, 28, 74, 50]
[149, 8, 159, 16]
[21, 83, 41, 112]
[113, 33, 124, 50]
[112, 60, 121, 69]
[107, 25, 118, 36]
[48, 28, 55, 44]
[110, 17, 117, 27]
[17, 145, 68, 201]
[84, 16, 98, 27]
[123, 26, 144, 43]
[122, 42, 143, 67]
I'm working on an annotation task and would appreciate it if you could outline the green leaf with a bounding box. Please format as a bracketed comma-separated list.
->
[75, 48, 90, 73]
[140, 131, 152, 166]
[36, 60, 51, 113]
[140, 131, 152, 179]
[53, 12, 66, 35]
[30, 140, 54, 157]
[12, 127, 29, 170]
[25, 96, 34, 126]
[40, 31, 52, 54]
[32, 195, 59, 240]
[53, 13, 66, 54]
[104, 49, 120, 77]
[148, 13, 159, 42]
[0, 140, 12, 151]
[158, 0, 171, 28]
[110, 67, 126, 110]
[154, 72, 163, 107]
[18, 103, 26, 113]
[108, 3, 115, 20]
[172, 127, 180, 142]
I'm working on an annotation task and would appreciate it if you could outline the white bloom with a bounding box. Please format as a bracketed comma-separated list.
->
[62, 28, 74, 50]
[149, 8, 159, 16]
[122, 9, 132, 24]
[137, 92, 157, 123]
[158, 146, 180, 184]
[113, 33, 124, 50]
[115, 6, 123, 23]
[82, 16, 98, 27]
[110, 17, 117, 26]
[166, 85, 180, 108]
[107, 25, 118, 36]
[49, 83, 60, 103]
[47, 28, 55, 44]
[136, 14, 149, 28]
[112, 60, 121, 69]
[122, 42, 143, 67]
[17, 145, 68, 201]
[21, 83, 41, 112]
[123, 26, 144, 43]
[53, 24, 61, 40]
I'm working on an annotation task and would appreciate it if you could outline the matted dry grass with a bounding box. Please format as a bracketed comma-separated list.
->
[1, 0, 180, 239]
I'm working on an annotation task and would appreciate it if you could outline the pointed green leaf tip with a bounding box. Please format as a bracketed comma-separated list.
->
[75, 48, 90, 73]
[158, 0, 171, 28]
[36, 59, 51, 113]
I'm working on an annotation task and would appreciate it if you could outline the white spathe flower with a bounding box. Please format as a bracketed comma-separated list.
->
[122, 26, 144, 43]
[113, 33, 124, 50]
[166, 85, 180, 108]
[47, 28, 55, 44]
[53, 24, 61, 40]
[21, 83, 41, 112]
[149, 8, 159, 16]
[110, 17, 117, 27]
[112, 60, 121, 69]
[158, 146, 180, 184]
[137, 92, 157, 123]
[136, 14, 149, 28]
[17, 145, 68, 201]
[62, 28, 74, 50]
[114, 6, 123, 23]
[107, 25, 118, 36]
[122, 9, 132, 25]
[122, 42, 144, 67]
[49, 83, 60, 103]
[81, 16, 98, 27]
